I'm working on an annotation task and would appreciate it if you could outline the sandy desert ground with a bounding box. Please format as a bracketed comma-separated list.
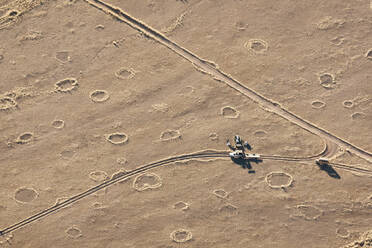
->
[0, 0, 371, 247]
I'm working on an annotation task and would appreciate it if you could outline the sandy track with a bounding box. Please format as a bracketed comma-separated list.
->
[0, 150, 229, 236]
[83, 0, 372, 163]
[1, 142, 370, 235]
[260, 139, 338, 161]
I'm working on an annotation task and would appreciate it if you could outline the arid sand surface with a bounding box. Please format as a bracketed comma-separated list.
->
[0, 0, 371, 247]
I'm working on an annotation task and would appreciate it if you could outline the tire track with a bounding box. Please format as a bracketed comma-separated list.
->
[260, 141, 372, 175]
[0, 150, 228, 236]
[330, 162, 372, 175]
[261, 156, 372, 175]
[83, 0, 372, 163]
[260, 139, 339, 161]
[260, 141, 372, 174]
[1, 147, 370, 236]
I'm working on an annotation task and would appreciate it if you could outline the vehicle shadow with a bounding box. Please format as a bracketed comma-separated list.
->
[231, 157, 262, 173]
[317, 163, 341, 179]
[229, 139, 259, 173]
[244, 142, 252, 151]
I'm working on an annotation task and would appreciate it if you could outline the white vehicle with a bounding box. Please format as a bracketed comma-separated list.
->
[246, 153, 261, 159]
[316, 157, 329, 166]
[229, 150, 245, 159]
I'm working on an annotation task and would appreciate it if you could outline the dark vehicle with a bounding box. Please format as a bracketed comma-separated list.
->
[227, 135, 252, 151]
[235, 135, 243, 149]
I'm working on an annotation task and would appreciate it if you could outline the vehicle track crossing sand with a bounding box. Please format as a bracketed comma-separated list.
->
[0, 150, 229, 236]
[83, 0, 372, 163]
[1, 146, 371, 236]
[261, 139, 340, 161]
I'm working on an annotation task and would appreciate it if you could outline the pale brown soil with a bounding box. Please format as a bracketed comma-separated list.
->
[0, 0, 371, 247]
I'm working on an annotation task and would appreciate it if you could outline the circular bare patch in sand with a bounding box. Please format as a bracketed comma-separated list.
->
[265, 171, 293, 189]
[336, 227, 350, 239]
[208, 132, 218, 141]
[178, 86, 195, 95]
[51, 119, 65, 129]
[343, 100, 354, 108]
[219, 203, 238, 217]
[213, 189, 228, 199]
[55, 51, 70, 63]
[14, 187, 38, 203]
[89, 171, 108, 182]
[16, 132, 33, 144]
[60, 149, 76, 159]
[133, 173, 162, 191]
[115, 68, 135, 79]
[311, 100, 326, 109]
[221, 106, 239, 119]
[89, 90, 110, 103]
[254, 130, 267, 138]
[92, 202, 104, 209]
[55, 78, 78, 92]
[351, 112, 366, 120]
[106, 132, 129, 145]
[358, 99, 371, 110]
[365, 49, 372, 60]
[65, 226, 82, 238]
[296, 204, 322, 220]
[160, 129, 181, 141]
[319, 73, 335, 89]
[0, 97, 17, 111]
[170, 229, 192, 243]
[116, 157, 128, 165]
[244, 39, 268, 54]
[173, 201, 189, 211]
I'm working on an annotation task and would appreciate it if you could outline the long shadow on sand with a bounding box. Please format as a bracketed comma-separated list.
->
[231, 157, 262, 174]
[317, 163, 341, 179]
